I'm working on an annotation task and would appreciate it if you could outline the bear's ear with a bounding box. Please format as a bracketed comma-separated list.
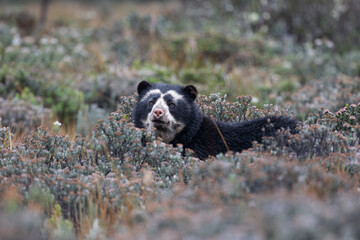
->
[182, 85, 198, 101]
[137, 80, 152, 95]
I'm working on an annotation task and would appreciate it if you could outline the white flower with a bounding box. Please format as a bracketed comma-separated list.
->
[251, 97, 259, 104]
[324, 39, 334, 49]
[40, 37, 48, 45]
[283, 61, 292, 69]
[248, 12, 260, 23]
[263, 12, 271, 20]
[314, 38, 323, 46]
[53, 121, 62, 127]
[12, 33, 21, 46]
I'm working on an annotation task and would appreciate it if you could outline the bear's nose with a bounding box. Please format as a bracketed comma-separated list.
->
[153, 109, 164, 118]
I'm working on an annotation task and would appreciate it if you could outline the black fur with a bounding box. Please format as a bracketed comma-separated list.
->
[171, 115, 298, 160]
[134, 81, 298, 160]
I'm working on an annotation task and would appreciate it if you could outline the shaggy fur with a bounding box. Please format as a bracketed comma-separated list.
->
[133, 81, 298, 160]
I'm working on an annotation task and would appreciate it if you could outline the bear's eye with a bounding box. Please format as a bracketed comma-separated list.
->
[168, 101, 175, 109]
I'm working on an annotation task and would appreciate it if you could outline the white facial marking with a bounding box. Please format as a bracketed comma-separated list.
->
[141, 89, 161, 102]
[143, 89, 185, 143]
[141, 89, 184, 103]
[165, 90, 184, 101]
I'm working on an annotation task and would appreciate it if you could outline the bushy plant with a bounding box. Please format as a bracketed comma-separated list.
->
[80, 71, 139, 110]
[0, 97, 51, 134]
[333, 103, 360, 130]
[196, 93, 293, 122]
[0, 207, 49, 240]
[0, 126, 12, 148]
[0, 95, 200, 233]
[197, 94, 254, 121]
[196, 32, 239, 63]
[260, 124, 355, 161]
[42, 83, 84, 125]
[92, 110, 198, 185]
[290, 74, 360, 116]
[111, 154, 357, 239]
[183, 0, 360, 52]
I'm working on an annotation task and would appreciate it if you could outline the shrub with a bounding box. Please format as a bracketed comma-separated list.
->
[0, 208, 49, 240]
[290, 74, 360, 116]
[42, 83, 84, 125]
[92, 110, 199, 185]
[0, 10, 36, 35]
[0, 97, 51, 134]
[111, 155, 357, 239]
[0, 96, 200, 232]
[196, 93, 293, 122]
[260, 124, 355, 161]
[182, 0, 360, 52]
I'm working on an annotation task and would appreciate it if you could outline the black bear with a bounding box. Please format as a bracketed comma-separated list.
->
[133, 81, 298, 160]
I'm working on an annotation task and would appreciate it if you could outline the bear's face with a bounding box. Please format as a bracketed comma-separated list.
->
[133, 81, 198, 143]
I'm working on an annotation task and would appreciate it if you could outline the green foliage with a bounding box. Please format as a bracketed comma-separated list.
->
[163, 36, 187, 59]
[181, 67, 226, 88]
[196, 33, 239, 62]
[278, 79, 296, 94]
[0, 65, 40, 97]
[127, 12, 151, 36]
[42, 83, 84, 123]
[49, 204, 76, 240]
[0, 24, 13, 48]
[26, 184, 55, 214]
[15, 87, 40, 105]
[145, 65, 176, 84]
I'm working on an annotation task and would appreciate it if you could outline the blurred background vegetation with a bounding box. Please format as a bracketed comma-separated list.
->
[1, 0, 360, 136]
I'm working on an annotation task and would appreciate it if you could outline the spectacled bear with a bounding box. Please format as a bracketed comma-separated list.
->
[133, 81, 298, 160]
